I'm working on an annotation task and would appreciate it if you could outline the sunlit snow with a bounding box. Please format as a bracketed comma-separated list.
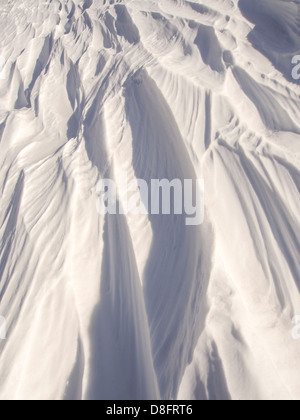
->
[0, 0, 300, 401]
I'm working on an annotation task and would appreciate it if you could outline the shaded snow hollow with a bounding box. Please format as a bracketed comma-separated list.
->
[0, 0, 300, 400]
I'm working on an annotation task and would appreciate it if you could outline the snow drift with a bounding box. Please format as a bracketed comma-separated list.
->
[0, 0, 300, 400]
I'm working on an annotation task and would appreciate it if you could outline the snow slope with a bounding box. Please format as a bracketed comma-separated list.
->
[0, 0, 300, 400]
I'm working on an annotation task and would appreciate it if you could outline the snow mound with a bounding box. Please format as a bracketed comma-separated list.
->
[0, 0, 300, 400]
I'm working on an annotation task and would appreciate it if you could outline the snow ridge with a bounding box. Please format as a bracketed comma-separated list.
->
[0, 0, 300, 400]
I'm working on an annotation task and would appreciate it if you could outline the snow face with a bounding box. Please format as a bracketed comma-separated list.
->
[0, 0, 300, 401]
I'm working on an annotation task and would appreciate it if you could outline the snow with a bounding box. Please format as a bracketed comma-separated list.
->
[0, 0, 300, 400]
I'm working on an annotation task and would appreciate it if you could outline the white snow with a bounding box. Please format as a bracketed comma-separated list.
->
[0, 0, 300, 400]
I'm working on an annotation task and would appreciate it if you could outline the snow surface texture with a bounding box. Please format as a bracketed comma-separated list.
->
[0, 0, 300, 401]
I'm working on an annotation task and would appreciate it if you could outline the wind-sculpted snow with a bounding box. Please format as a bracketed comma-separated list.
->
[0, 0, 300, 400]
